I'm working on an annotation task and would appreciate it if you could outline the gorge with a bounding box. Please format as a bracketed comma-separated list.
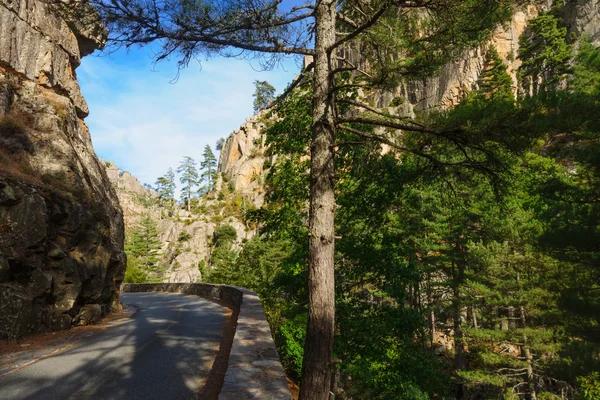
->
[0, 0, 599, 399]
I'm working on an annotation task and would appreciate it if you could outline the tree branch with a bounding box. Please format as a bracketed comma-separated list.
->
[267, 61, 315, 109]
[338, 98, 426, 127]
[337, 116, 441, 135]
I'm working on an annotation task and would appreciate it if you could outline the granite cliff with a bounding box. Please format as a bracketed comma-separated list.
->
[0, 0, 125, 339]
[216, 113, 272, 208]
[104, 162, 253, 284]
[105, 160, 158, 228]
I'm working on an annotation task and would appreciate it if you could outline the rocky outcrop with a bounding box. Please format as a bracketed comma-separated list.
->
[217, 113, 272, 207]
[563, 0, 600, 44]
[159, 219, 212, 284]
[0, 0, 124, 339]
[105, 162, 154, 196]
[103, 161, 253, 284]
[104, 161, 158, 228]
[160, 215, 252, 284]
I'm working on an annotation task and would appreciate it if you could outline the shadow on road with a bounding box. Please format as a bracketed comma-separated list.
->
[0, 293, 232, 400]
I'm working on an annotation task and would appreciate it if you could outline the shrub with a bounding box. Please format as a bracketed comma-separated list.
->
[178, 230, 191, 242]
[279, 313, 307, 379]
[213, 224, 237, 247]
[578, 372, 600, 400]
[49, 99, 69, 121]
[123, 257, 148, 283]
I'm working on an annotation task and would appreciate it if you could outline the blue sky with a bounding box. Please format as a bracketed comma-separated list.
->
[78, 47, 302, 188]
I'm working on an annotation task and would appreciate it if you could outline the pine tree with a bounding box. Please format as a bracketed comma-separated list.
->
[199, 145, 217, 194]
[518, 10, 572, 94]
[125, 215, 164, 282]
[216, 137, 225, 151]
[177, 156, 198, 212]
[253, 80, 276, 113]
[155, 167, 176, 219]
[478, 46, 513, 100]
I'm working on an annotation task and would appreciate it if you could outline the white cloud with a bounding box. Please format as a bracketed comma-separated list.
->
[78, 49, 300, 192]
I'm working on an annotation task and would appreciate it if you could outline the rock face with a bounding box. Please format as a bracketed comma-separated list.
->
[564, 0, 600, 44]
[0, 0, 125, 339]
[104, 161, 253, 284]
[217, 113, 272, 207]
[104, 161, 159, 228]
[376, 1, 600, 111]
[160, 219, 213, 284]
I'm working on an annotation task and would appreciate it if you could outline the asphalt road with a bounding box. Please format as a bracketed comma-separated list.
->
[0, 292, 231, 400]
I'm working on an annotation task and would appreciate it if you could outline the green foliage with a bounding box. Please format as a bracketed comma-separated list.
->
[177, 230, 191, 242]
[213, 224, 237, 248]
[577, 372, 600, 400]
[518, 10, 572, 94]
[215, 137, 225, 151]
[123, 256, 149, 283]
[177, 156, 199, 207]
[155, 168, 176, 208]
[252, 80, 276, 113]
[199, 145, 217, 193]
[571, 38, 600, 95]
[206, 236, 290, 295]
[478, 46, 513, 100]
[233, 40, 600, 397]
[125, 215, 164, 282]
[279, 313, 307, 379]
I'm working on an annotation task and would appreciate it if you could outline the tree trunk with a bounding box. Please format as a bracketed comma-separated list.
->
[427, 272, 435, 348]
[522, 335, 537, 400]
[187, 186, 191, 212]
[453, 258, 467, 399]
[299, 1, 336, 399]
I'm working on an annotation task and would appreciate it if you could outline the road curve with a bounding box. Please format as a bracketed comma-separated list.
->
[0, 292, 231, 400]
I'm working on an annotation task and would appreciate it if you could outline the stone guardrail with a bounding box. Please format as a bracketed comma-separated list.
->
[120, 283, 292, 400]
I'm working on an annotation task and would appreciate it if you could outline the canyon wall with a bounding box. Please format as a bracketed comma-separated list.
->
[0, 0, 125, 339]
[217, 113, 272, 207]
[104, 162, 253, 284]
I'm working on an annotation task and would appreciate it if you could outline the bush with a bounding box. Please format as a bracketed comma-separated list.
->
[178, 230, 191, 242]
[279, 313, 307, 379]
[123, 258, 148, 283]
[578, 372, 600, 400]
[213, 225, 237, 247]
